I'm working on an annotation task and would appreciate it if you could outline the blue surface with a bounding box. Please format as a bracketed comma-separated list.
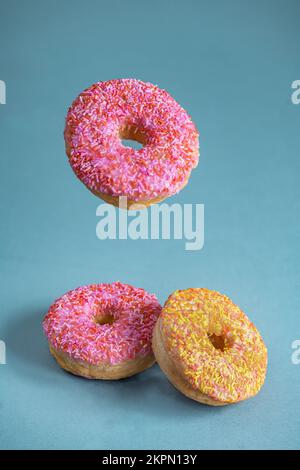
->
[1, 0, 300, 450]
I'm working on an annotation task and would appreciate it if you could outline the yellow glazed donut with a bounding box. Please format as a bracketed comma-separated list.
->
[153, 288, 267, 405]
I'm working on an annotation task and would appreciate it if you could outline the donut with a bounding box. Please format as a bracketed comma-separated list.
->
[64, 79, 199, 209]
[43, 282, 162, 379]
[153, 288, 267, 405]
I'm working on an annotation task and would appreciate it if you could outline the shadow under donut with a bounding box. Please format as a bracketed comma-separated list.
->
[4, 308, 229, 418]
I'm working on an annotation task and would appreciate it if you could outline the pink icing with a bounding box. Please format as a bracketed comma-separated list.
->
[64, 79, 199, 201]
[43, 282, 162, 365]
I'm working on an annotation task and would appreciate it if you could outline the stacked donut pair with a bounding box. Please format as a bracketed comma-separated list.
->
[43, 282, 267, 406]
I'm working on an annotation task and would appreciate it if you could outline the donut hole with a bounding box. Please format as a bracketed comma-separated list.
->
[94, 312, 115, 326]
[122, 139, 144, 150]
[120, 124, 146, 150]
[208, 333, 227, 351]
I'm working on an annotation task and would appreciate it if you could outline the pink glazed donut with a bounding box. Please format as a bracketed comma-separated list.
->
[43, 282, 162, 379]
[64, 79, 199, 209]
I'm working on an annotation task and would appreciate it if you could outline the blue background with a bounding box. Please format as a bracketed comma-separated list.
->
[1, 0, 300, 450]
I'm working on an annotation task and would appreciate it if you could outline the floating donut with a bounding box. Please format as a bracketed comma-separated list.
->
[43, 282, 162, 379]
[153, 288, 267, 405]
[64, 79, 199, 209]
